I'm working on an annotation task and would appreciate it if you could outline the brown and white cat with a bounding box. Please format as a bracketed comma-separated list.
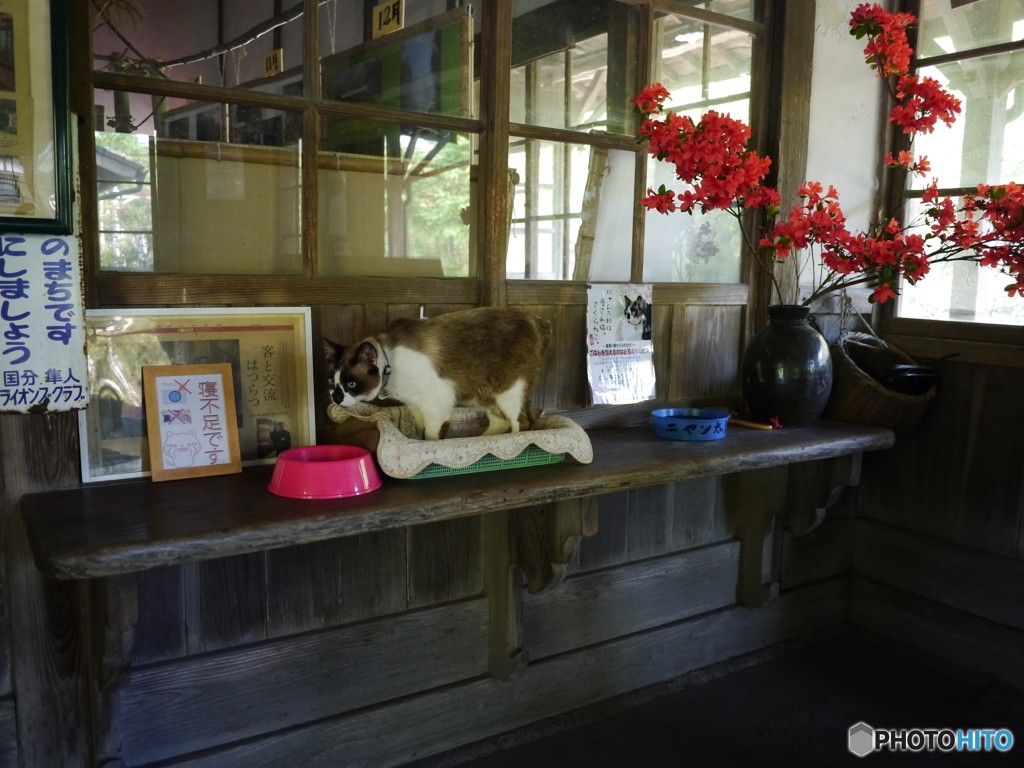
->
[323, 307, 552, 440]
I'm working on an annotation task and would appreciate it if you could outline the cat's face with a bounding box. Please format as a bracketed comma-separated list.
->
[623, 295, 647, 325]
[322, 338, 382, 406]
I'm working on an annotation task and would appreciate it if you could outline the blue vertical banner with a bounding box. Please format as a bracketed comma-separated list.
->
[0, 233, 87, 412]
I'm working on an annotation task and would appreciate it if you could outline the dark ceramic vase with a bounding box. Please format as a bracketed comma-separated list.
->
[741, 305, 833, 428]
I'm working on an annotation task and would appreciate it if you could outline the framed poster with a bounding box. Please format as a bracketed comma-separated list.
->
[143, 363, 242, 482]
[79, 307, 315, 483]
[0, 0, 72, 234]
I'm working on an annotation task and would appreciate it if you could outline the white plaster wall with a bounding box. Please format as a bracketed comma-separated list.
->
[802, 0, 886, 307]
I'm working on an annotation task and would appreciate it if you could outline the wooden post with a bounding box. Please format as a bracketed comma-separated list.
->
[482, 510, 527, 681]
[726, 465, 788, 608]
[477, 0, 512, 307]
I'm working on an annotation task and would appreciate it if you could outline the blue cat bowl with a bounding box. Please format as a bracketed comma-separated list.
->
[652, 408, 730, 441]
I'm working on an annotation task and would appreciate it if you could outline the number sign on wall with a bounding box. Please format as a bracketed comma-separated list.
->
[372, 0, 405, 38]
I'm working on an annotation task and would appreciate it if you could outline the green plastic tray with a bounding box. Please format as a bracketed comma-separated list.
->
[407, 444, 565, 479]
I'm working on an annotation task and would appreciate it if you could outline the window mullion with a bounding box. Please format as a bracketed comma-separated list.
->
[479, 0, 514, 306]
[302, 0, 320, 279]
[630, 0, 655, 283]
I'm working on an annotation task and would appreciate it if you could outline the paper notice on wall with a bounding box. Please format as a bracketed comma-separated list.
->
[586, 283, 655, 405]
[206, 158, 245, 200]
[0, 233, 88, 413]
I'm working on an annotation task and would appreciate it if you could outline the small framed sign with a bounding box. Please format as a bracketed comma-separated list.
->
[143, 363, 242, 482]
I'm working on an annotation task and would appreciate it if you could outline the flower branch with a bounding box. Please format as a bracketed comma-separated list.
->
[634, 3, 1024, 309]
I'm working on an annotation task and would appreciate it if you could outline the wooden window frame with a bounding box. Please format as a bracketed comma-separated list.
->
[877, 0, 1024, 349]
[72, 0, 794, 317]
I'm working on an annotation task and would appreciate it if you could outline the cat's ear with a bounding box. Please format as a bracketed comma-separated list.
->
[322, 338, 343, 365]
[357, 341, 378, 367]
[623, 295, 632, 306]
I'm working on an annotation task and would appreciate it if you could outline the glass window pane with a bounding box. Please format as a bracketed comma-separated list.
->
[321, 4, 475, 119]
[898, 196, 1024, 325]
[319, 118, 474, 278]
[918, 0, 1024, 59]
[507, 140, 634, 281]
[92, 0, 304, 95]
[94, 95, 302, 273]
[909, 53, 1024, 190]
[653, 13, 753, 124]
[511, 0, 642, 135]
[642, 158, 743, 283]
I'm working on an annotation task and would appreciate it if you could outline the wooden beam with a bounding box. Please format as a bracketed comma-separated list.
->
[477, 0, 512, 306]
[93, 274, 481, 307]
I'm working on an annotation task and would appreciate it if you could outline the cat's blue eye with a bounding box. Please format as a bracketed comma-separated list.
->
[345, 381, 357, 391]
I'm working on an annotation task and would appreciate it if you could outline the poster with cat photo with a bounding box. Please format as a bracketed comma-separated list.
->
[586, 283, 655, 405]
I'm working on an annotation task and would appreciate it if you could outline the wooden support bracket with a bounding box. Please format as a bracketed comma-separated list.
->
[727, 454, 864, 608]
[483, 498, 599, 680]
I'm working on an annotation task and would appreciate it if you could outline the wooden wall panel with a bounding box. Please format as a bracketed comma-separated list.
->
[574, 479, 733, 574]
[120, 599, 489, 766]
[0, 698, 15, 768]
[1, 413, 90, 768]
[574, 491, 629, 572]
[514, 304, 589, 412]
[184, 553, 268, 655]
[523, 541, 739, 661]
[155, 580, 848, 768]
[854, 518, 1024, 633]
[627, 477, 732, 561]
[674, 305, 744, 402]
[133, 566, 186, 664]
[854, 361, 1024, 557]
[651, 303, 674, 401]
[408, 517, 483, 609]
[266, 529, 408, 639]
[851, 577, 1024, 691]
[780, 518, 851, 591]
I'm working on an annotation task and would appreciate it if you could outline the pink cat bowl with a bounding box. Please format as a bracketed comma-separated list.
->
[268, 445, 382, 499]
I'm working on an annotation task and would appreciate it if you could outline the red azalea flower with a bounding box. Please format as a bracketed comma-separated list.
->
[871, 283, 899, 303]
[631, 83, 670, 114]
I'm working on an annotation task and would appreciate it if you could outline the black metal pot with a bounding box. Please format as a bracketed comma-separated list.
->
[741, 305, 833, 427]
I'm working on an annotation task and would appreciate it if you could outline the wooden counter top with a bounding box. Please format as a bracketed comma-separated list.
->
[22, 420, 893, 579]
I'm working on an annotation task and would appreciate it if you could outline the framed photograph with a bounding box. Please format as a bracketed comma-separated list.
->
[143, 363, 242, 482]
[0, 0, 72, 234]
[79, 307, 315, 483]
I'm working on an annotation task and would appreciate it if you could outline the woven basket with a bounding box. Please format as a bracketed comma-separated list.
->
[823, 332, 935, 444]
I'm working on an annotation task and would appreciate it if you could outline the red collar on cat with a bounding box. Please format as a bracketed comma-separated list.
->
[379, 344, 393, 399]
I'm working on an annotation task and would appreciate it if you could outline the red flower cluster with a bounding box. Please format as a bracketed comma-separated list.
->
[850, 3, 916, 77]
[884, 150, 930, 177]
[759, 183, 929, 304]
[891, 74, 961, 134]
[633, 6, 1023, 307]
[850, 4, 961, 135]
[635, 86, 780, 216]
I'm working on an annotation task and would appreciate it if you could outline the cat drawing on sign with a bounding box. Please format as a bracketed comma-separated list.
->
[323, 306, 552, 440]
[163, 430, 202, 468]
[615, 295, 652, 341]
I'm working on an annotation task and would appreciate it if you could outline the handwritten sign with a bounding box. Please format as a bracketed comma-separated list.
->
[0, 233, 87, 413]
[372, 0, 404, 38]
[263, 48, 283, 78]
[143, 363, 242, 482]
[586, 283, 655, 405]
